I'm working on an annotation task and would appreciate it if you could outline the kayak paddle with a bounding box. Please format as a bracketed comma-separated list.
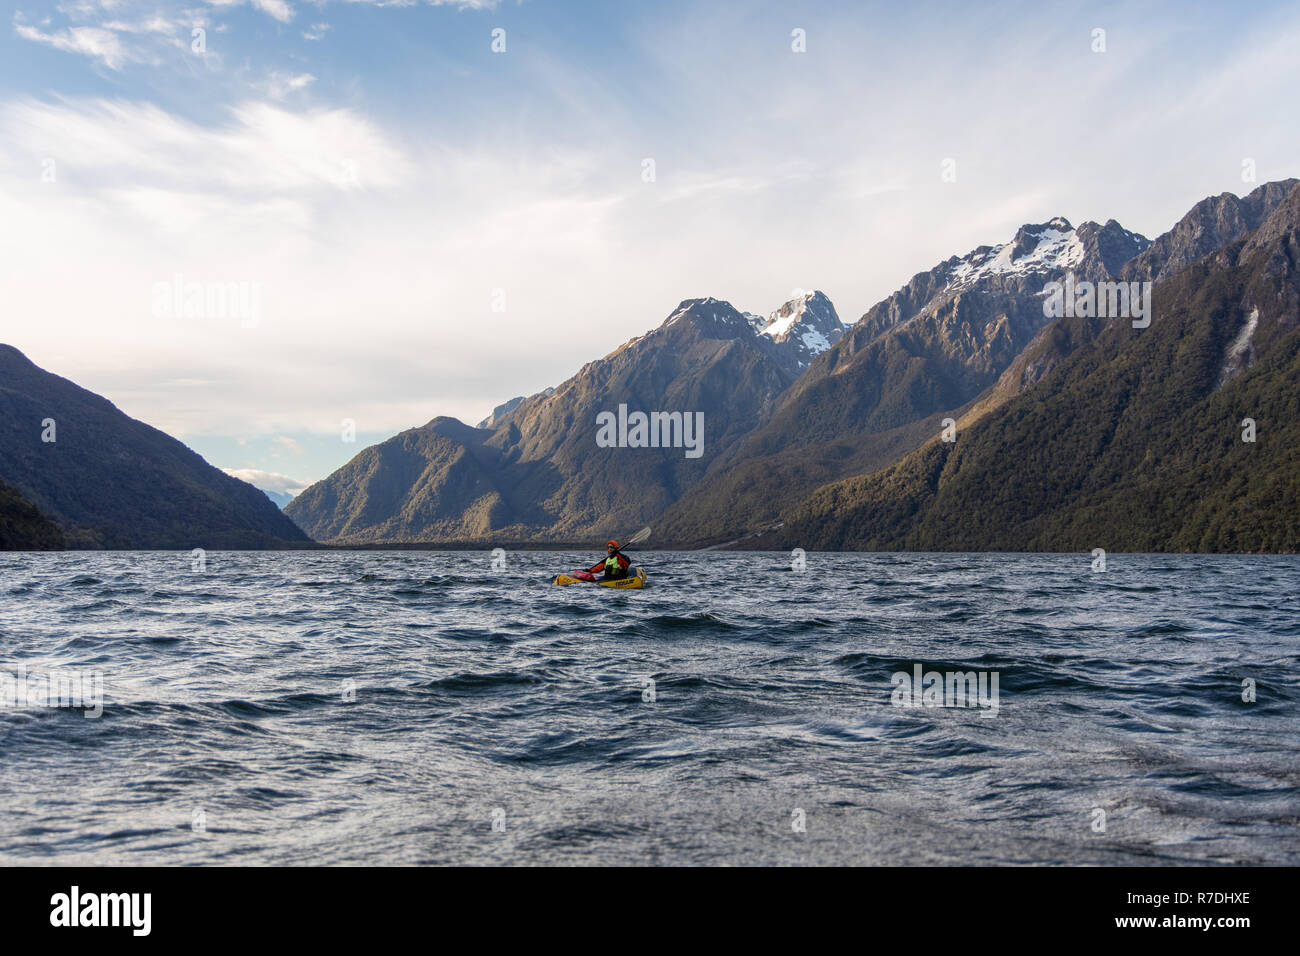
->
[620, 526, 651, 550]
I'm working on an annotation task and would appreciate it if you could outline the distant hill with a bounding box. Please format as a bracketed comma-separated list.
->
[0, 345, 312, 549]
[261, 489, 295, 510]
[0, 479, 63, 550]
[773, 182, 1300, 552]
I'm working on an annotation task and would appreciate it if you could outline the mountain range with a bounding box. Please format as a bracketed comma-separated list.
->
[4, 179, 1296, 552]
[287, 178, 1299, 552]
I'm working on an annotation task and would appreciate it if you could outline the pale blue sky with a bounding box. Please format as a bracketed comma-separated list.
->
[1, 0, 1296, 492]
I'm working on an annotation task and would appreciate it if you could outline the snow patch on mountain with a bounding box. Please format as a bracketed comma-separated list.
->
[947, 218, 1086, 289]
[798, 325, 833, 355]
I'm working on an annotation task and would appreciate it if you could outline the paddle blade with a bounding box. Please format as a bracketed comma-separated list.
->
[626, 526, 651, 546]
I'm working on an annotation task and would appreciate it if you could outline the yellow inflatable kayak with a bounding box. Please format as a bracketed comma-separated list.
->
[553, 567, 647, 589]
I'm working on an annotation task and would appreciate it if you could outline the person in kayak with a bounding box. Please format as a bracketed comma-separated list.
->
[589, 540, 631, 581]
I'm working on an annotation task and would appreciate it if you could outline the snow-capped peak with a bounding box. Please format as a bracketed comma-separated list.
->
[947, 218, 1085, 289]
[750, 290, 846, 367]
[656, 292, 844, 369]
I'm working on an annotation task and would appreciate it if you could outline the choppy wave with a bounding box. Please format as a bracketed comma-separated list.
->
[0, 550, 1297, 865]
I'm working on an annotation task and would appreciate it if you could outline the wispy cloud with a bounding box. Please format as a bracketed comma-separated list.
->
[14, 23, 130, 70]
[204, 0, 501, 26]
[0, 97, 411, 194]
[223, 468, 309, 494]
[12, 3, 211, 71]
[99, 17, 181, 36]
[206, 0, 295, 25]
[262, 71, 316, 99]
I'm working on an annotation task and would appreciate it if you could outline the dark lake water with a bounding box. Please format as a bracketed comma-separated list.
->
[1, 551, 1297, 865]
